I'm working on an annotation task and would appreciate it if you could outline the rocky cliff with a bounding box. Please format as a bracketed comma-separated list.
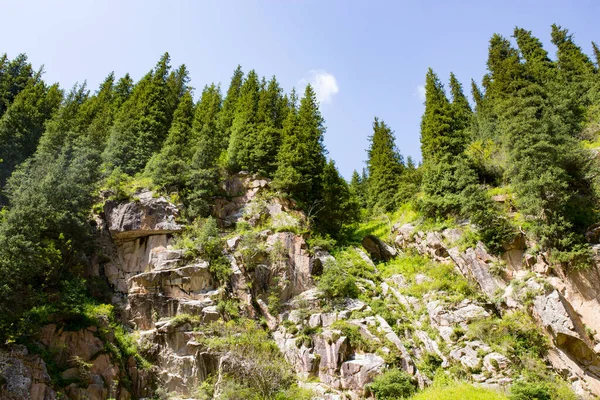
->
[4, 173, 600, 399]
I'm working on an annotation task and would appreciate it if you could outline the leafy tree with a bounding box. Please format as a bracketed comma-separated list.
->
[366, 117, 404, 212]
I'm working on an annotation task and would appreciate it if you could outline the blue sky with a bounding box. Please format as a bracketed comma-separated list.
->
[1, 0, 598, 178]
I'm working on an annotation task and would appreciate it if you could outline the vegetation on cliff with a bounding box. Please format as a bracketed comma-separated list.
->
[0, 23, 600, 399]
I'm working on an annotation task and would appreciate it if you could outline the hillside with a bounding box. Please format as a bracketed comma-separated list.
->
[1, 24, 600, 400]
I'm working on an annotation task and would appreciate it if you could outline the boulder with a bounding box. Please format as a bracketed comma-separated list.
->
[585, 222, 600, 244]
[483, 352, 511, 373]
[104, 192, 182, 241]
[340, 353, 385, 390]
[0, 345, 56, 400]
[448, 244, 505, 298]
[361, 235, 397, 262]
[532, 290, 600, 368]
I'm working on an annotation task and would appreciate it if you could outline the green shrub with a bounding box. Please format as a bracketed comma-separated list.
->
[317, 259, 359, 300]
[307, 234, 337, 252]
[195, 320, 295, 397]
[366, 368, 417, 399]
[466, 311, 549, 361]
[175, 217, 232, 284]
[331, 320, 374, 352]
[411, 382, 508, 400]
[509, 380, 552, 400]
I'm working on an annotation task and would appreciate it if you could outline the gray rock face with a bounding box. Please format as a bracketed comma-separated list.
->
[361, 235, 397, 262]
[340, 353, 385, 390]
[214, 173, 307, 228]
[0, 345, 56, 400]
[448, 244, 505, 298]
[104, 192, 182, 241]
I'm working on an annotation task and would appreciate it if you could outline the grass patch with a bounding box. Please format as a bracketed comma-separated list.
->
[380, 252, 478, 303]
[410, 382, 508, 400]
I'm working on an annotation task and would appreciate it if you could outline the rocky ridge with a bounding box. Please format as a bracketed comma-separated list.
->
[4, 173, 600, 399]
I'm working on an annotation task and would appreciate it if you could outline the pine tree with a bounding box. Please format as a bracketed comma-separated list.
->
[273, 84, 327, 209]
[103, 53, 172, 174]
[165, 64, 191, 125]
[186, 84, 223, 218]
[246, 76, 286, 176]
[217, 65, 244, 149]
[420, 68, 458, 164]
[146, 90, 194, 190]
[449, 73, 473, 140]
[366, 117, 404, 212]
[318, 160, 359, 236]
[227, 70, 260, 171]
[0, 79, 62, 190]
[0, 53, 34, 117]
[551, 24, 596, 104]
[592, 42, 600, 69]
[349, 169, 367, 209]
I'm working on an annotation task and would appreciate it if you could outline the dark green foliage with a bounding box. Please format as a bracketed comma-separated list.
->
[103, 53, 173, 174]
[421, 68, 465, 164]
[366, 368, 418, 400]
[245, 76, 286, 176]
[509, 381, 551, 400]
[461, 186, 515, 254]
[317, 160, 360, 236]
[273, 84, 327, 209]
[185, 84, 223, 218]
[349, 169, 368, 209]
[227, 70, 261, 171]
[217, 65, 244, 148]
[146, 90, 194, 190]
[367, 118, 404, 212]
[0, 79, 62, 190]
[0, 53, 35, 117]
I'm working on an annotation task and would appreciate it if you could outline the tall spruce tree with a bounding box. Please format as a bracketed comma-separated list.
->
[146, 90, 195, 190]
[217, 65, 244, 150]
[366, 117, 404, 212]
[318, 160, 359, 237]
[186, 84, 223, 218]
[245, 76, 286, 176]
[103, 53, 172, 174]
[0, 53, 34, 118]
[0, 79, 62, 191]
[273, 84, 327, 209]
[420, 68, 457, 164]
[227, 70, 260, 171]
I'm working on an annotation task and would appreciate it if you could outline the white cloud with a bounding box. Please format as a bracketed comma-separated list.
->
[416, 85, 426, 102]
[299, 70, 339, 104]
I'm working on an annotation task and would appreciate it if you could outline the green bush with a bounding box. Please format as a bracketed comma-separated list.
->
[366, 368, 417, 399]
[466, 311, 549, 361]
[317, 259, 359, 300]
[410, 382, 508, 400]
[509, 380, 551, 400]
[331, 320, 373, 352]
[175, 217, 232, 284]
